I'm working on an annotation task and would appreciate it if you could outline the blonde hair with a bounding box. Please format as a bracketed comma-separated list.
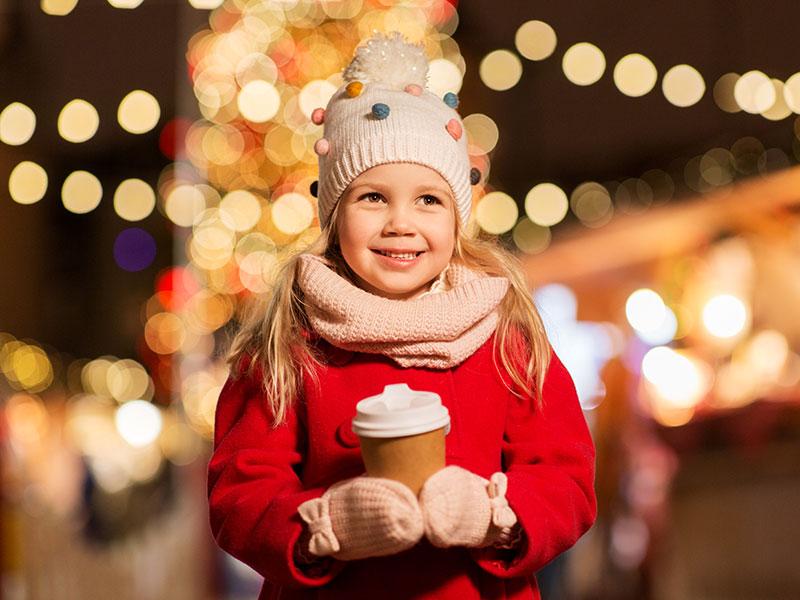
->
[224, 195, 552, 428]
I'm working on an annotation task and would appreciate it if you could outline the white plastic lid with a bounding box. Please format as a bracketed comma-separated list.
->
[351, 383, 451, 438]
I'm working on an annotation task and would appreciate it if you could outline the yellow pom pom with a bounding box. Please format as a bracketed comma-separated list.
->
[346, 81, 363, 98]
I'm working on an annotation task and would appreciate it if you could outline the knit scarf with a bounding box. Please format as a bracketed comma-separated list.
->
[296, 253, 510, 369]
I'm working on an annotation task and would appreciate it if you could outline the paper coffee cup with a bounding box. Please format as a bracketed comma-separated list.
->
[352, 383, 450, 495]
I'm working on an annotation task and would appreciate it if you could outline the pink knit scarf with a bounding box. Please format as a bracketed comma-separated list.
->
[296, 254, 510, 369]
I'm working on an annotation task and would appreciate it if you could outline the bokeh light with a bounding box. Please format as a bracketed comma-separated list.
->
[0, 102, 36, 145]
[271, 192, 314, 235]
[479, 50, 523, 91]
[713, 73, 741, 113]
[117, 90, 161, 134]
[238, 80, 281, 123]
[733, 70, 774, 113]
[613, 54, 657, 97]
[9, 161, 48, 205]
[114, 178, 156, 221]
[476, 191, 518, 234]
[515, 20, 557, 61]
[562, 42, 606, 86]
[784, 72, 800, 113]
[702, 294, 748, 338]
[512, 218, 551, 254]
[428, 58, 463, 96]
[662, 64, 705, 107]
[115, 400, 162, 448]
[58, 99, 99, 143]
[463, 113, 499, 154]
[165, 184, 207, 227]
[525, 182, 569, 226]
[41, 0, 79, 15]
[62, 170, 103, 214]
[625, 289, 667, 334]
[570, 182, 613, 227]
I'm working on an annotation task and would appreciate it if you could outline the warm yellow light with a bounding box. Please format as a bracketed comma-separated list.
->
[165, 185, 206, 227]
[188, 0, 225, 7]
[570, 182, 613, 227]
[41, 0, 78, 15]
[271, 192, 313, 235]
[115, 400, 162, 447]
[713, 73, 741, 113]
[117, 90, 161, 134]
[642, 347, 711, 410]
[238, 80, 281, 123]
[219, 190, 261, 232]
[298, 79, 338, 120]
[785, 72, 800, 113]
[0, 102, 36, 145]
[733, 70, 774, 114]
[428, 58, 463, 96]
[515, 20, 557, 61]
[107, 359, 151, 403]
[58, 99, 99, 143]
[114, 178, 156, 221]
[476, 191, 518, 234]
[512, 218, 551, 254]
[761, 79, 792, 121]
[626, 288, 666, 334]
[235, 53, 279, 87]
[525, 183, 568, 226]
[662, 64, 705, 107]
[613, 53, 657, 97]
[562, 43, 605, 86]
[107, 0, 144, 8]
[145, 312, 186, 355]
[479, 50, 523, 92]
[62, 170, 102, 214]
[9, 161, 48, 205]
[702, 294, 748, 338]
[463, 113, 499, 154]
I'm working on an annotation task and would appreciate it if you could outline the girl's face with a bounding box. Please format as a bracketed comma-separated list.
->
[336, 162, 457, 300]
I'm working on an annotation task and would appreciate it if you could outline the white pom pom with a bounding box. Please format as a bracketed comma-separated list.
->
[343, 31, 428, 90]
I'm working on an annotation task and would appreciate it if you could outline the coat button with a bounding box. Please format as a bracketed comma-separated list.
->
[336, 418, 361, 448]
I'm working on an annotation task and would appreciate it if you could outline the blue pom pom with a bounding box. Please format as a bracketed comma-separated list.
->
[371, 103, 390, 119]
[443, 92, 459, 108]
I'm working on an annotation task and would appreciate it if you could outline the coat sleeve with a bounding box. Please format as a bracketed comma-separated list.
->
[207, 354, 347, 588]
[469, 340, 598, 578]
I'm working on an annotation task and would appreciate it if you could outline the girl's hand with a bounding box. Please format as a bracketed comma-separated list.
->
[297, 475, 424, 561]
[419, 465, 519, 549]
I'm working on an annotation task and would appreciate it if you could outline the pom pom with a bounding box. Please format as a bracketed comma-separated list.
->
[346, 81, 363, 98]
[310, 180, 319, 197]
[311, 108, 325, 125]
[445, 118, 462, 141]
[343, 31, 428, 90]
[470, 168, 481, 185]
[314, 138, 330, 156]
[443, 92, 459, 108]
[372, 103, 390, 120]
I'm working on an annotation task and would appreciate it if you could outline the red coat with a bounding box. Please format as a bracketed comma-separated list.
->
[207, 330, 597, 600]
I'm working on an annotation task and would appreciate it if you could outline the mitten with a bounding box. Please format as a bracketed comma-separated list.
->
[297, 475, 424, 561]
[419, 465, 519, 549]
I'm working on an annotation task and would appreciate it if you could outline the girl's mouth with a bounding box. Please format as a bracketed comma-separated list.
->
[371, 249, 425, 264]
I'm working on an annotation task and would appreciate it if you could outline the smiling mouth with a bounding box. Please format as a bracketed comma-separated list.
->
[371, 249, 425, 259]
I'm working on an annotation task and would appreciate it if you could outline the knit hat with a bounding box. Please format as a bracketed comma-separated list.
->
[310, 32, 480, 231]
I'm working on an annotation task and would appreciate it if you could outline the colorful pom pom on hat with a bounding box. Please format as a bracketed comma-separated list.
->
[313, 31, 472, 230]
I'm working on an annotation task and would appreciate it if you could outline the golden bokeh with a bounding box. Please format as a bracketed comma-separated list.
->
[298, 79, 338, 119]
[219, 189, 262, 232]
[512, 218, 551, 254]
[40, 0, 78, 16]
[0, 102, 36, 145]
[238, 80, 281, 123]
[117, 90, 161, 134]
[58, 99, 99, 143]
[114, 178, 156, 221]
[165, 184, 207, 227]
[476, 191, 518, 234]
[562, 42, 606, 86]
[761, 79, 792, 121]
[145, 312, 186, 355]
[515, 20, 557, 61]
[108, 0, 144, 7]
[613, 53, 657, 97]
[713, 73, 741, 113]
[271, 192, 314, 234]
[428, 58, 464, 96]
[235, 53, 280, 88]
[62, 170, 103, 214]
[190, 211, 236, 270]
[463, 113, 499, 154]
[662, 64, 705, 107]
[9, 161, 48, 205]
[183, 290, 234, 335]
[479, 50, 523, 92]
[785, 72, 800, 113]
[570, 181, 613, 227]
[733, 70, 773, 113]
[525, 182, 568, 226]
[107, 358, 152, 403]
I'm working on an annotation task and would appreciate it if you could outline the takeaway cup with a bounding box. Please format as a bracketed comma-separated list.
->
[351, 383, 450, 495]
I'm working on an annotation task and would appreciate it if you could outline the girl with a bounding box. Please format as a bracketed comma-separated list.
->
[208, 32, 597, 600]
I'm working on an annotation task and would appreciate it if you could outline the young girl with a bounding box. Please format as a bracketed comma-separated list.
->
[208, 32, 597, 600]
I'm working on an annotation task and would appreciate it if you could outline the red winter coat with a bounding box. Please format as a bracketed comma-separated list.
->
[207, 330, 597, 600]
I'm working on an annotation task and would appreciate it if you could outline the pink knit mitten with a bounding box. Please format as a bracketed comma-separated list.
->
[297, 476, 424, 561]
[419, 465, 518, 549]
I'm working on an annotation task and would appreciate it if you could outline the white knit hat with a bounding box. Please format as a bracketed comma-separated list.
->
[310, 32, 479, 231]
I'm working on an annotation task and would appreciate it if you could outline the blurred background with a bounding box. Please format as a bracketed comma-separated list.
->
[2, 1, 800, 598]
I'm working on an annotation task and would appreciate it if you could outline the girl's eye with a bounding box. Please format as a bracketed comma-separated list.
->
[361, 192, 384, 203]
[420, 195, 442, 206]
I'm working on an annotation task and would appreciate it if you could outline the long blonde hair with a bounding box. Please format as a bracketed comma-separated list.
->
[224, 196, 552, 428]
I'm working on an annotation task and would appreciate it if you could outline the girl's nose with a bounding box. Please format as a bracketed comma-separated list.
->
[382, 204, 416, 235]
